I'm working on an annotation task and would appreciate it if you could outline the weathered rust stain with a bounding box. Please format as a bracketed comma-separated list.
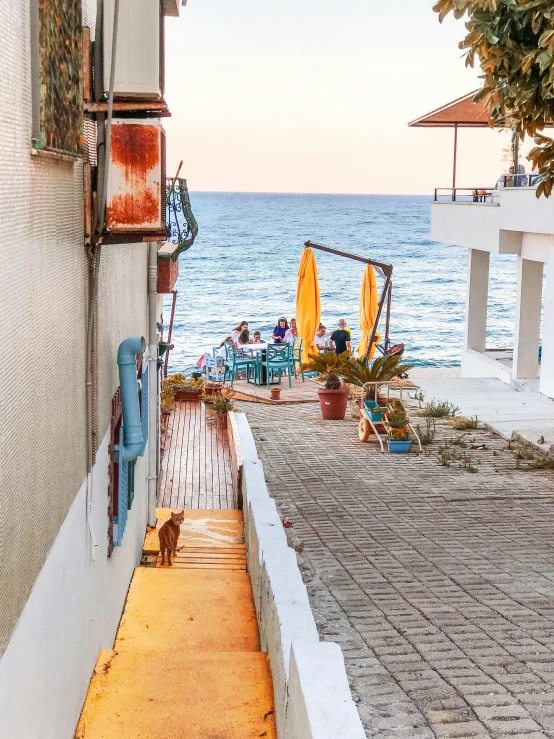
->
[107, 190, 160, 228]
[110, 125, 159, 183]
[108, 124, 160, 227]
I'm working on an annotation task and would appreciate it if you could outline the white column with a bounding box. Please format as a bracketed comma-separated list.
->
[540, 256, 554, 397]
[513, 257, 543, 380]
[465, 249, 490, 352]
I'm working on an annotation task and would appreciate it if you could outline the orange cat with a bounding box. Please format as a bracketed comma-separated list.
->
[158, 510, 184, 566]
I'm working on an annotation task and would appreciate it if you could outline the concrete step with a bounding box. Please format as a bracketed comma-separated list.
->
[143, 508, 245, 554]
[75, 650, 275, 739]
[115, 568, 258, 653]
[77, 509, 276, 738]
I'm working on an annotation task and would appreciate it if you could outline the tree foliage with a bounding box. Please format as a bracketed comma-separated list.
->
[433, 0, 554, 197]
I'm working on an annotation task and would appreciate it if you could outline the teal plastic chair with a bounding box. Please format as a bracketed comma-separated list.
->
[223, 342, 255, 388]
[290, 338, 305, 382]
[260, 344, 292, 388]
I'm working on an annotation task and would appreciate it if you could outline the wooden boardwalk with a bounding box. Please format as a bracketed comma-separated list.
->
[232, 375, 320, 403]
[158, 402, 236, 510]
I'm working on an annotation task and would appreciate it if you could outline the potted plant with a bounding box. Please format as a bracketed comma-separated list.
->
[384, 399, 408, 433]
[170, 374, 205, 401]
[387, 430, 412, 453]
[203, 381, 223, 397]
[161, 378, 176, 414]
[341, 354, 413, 407]
[209, 387, 236, 428]
[302, 351, 351, 420]
[270, 387, 281, 401]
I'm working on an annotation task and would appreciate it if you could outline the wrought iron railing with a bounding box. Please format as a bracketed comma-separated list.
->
[165, 178, 198, 255]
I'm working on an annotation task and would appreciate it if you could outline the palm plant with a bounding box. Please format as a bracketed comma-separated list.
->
[341, 354, 413, 399]
[302, 351, 350, 390]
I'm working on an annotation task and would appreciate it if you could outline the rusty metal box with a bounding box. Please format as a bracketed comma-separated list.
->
[105, 119, 165, 236]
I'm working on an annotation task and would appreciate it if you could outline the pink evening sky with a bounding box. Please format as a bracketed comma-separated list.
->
[164, 0, 532, 195]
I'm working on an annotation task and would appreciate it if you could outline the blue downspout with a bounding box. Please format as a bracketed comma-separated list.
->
[117, 336, 146, 461]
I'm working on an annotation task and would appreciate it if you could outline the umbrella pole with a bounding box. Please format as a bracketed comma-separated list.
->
[365, 274, 391, 359]
[452, 124, 458, 200]
[384, 282, 392, 351]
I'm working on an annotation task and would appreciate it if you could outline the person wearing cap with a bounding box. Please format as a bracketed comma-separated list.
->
[272, 317, 288, 344]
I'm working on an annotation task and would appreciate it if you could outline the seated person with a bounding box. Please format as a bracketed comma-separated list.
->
[252, 330, 265, 344]
[329, 319, 352, 356]
[285, 318, 298, 344]
[314, 324, 329, 350]
[272, 317, 288, 344]
[216, 337, 234, 362]
[231, 321, 249, 346]
[237, 329, 251, 348]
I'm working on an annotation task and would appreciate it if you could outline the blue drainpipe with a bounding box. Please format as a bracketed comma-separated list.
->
[117, 336, 147, 461]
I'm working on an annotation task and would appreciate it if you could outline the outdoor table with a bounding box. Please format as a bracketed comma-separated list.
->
[244, 344, 284, 386]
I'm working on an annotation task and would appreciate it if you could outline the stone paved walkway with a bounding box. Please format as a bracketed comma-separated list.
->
[241, 400, 554, 739]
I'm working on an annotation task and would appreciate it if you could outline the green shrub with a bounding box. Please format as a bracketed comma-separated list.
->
[423, 400, 459, 418]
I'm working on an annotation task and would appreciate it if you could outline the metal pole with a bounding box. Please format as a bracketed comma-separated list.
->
[164, 289, 178, 378]
[304, 241, 392, 278]
[147, 242, 158, 527]
[365, 274, 391, 359]
[384, 282, 392, 350]
[513, 133, 520, 187]
[452, 124, 458, 200]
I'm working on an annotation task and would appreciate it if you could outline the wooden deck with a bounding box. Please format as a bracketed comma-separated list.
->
[231, 375, 321, 403]
[158, 401, 236, 510]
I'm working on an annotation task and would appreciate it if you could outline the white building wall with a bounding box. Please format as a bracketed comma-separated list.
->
[0, 429, 150, 739]
[0, 0, 153, 717]
[431, 192, 554, 398]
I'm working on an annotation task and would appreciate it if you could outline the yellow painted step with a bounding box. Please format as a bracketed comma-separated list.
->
[115, 568, 259, 653]
[75, 649, 276, 739]
[143, 508, 245, 554]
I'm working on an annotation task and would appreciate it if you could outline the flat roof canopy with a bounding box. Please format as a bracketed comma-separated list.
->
[408, 90, 503, 128]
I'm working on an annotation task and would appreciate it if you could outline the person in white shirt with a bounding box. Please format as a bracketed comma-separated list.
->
[230, 321, 249, 346]
[314, 324, 330, 351]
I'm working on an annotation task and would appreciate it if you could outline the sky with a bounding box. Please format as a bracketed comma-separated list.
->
[164, 0, 531, 195]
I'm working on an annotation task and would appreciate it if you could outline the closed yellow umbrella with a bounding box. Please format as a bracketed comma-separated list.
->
[356, 264, 381, 358]
[296, 247, 321, 364]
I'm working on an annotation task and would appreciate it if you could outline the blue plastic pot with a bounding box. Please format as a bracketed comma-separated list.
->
[364, 400, 383, 422]
[387, 440, 412, 454]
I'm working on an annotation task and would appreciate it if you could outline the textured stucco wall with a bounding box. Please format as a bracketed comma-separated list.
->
[0, 0, 148, 657]
[0, 429, 149, 739]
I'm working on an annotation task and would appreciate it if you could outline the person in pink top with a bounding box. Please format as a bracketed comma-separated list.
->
[284, 318, 298, 344]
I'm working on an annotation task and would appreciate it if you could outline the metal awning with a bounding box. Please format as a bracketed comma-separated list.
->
[408, 90, 501, 128]
[408, 90, 502, 189]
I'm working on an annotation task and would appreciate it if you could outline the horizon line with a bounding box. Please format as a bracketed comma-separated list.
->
[187, 189, 432, 197]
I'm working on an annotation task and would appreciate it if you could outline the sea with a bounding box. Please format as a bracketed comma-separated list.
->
[165, 192, 519, 372]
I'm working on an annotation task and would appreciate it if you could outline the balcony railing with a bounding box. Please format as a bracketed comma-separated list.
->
[166, 177, 198, 255]
[434, 175, 541, 204]
[434, 188, 499, 203]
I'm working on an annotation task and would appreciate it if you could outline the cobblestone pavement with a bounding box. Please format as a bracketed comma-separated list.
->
[240, 400, 554, 739]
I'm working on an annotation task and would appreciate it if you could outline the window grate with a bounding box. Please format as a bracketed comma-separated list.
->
[35, 0, 84, 155]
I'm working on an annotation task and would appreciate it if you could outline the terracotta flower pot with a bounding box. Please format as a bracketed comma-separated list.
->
[317, 387, 349, 420]
[216, 412, 228, 429]
[204, 385, 222, 397]
[270, 387, 281, 401]
[174, 389, 202, 401]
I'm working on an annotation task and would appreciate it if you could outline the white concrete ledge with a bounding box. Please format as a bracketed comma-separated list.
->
[286, 642, 366, 739]
[232, 412, 365, 738]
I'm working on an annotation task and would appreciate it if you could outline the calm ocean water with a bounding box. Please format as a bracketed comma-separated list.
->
[165, 192, 519, 372]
